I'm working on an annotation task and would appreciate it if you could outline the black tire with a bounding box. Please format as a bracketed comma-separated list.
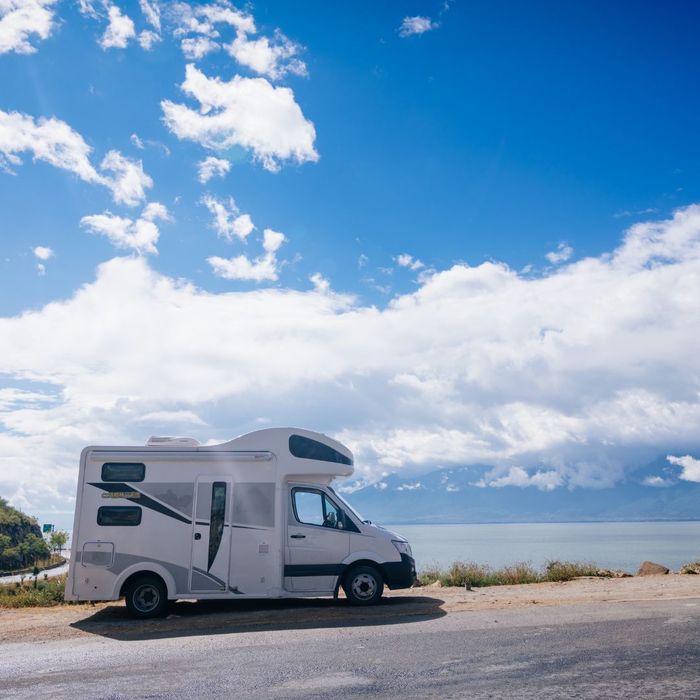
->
[124, 574, 169, 619]
[343, 565, 384, 606]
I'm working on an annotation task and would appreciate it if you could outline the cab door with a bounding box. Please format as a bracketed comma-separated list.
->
[285, 486, 350, 592]
[189, 477, 232, 592]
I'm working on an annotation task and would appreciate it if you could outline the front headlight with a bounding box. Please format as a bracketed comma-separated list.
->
[392, 540, 412, 557]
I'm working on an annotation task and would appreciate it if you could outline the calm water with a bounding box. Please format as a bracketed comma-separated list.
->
[392, 522, 700, 573]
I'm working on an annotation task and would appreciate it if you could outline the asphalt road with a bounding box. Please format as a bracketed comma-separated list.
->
[2, 597, 699, 699]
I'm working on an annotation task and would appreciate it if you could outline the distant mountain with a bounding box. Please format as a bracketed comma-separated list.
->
[344, 457, 700, 524]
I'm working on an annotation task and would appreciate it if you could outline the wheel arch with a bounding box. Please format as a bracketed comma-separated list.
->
[115, 563, 176, 599]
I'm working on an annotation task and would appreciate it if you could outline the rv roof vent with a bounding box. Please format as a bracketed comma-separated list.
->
[146, 436, 200, 447]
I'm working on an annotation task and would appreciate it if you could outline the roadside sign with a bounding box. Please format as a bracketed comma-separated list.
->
[42, 523, 54, 533]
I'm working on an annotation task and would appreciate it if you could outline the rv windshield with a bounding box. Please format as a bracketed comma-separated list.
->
[328, 487, 365, 524]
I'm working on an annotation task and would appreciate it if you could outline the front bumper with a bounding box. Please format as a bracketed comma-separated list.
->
[382, 554, 417, 589]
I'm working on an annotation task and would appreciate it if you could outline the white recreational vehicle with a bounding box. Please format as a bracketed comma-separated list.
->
[65, 427, 416, 618]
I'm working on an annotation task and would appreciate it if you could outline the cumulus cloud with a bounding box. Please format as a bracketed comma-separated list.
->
[310, 272, 330, 293]
[99, 150, 153, 206]
[546, 242, 573, 264]
[475, 466, 563, 491]
[99, 3, 136, 49]
[642, 475, 674, 487]
[667, 455, 700, 483]
[201, 195, 253, 241]
[0, 109, 103, 182]
[80, 201, 171, 254]
[161, 64, 318, 172]
[399, 16, 438, 38]
[226, 30, 307, 80]
[208, 227, 285, 281]
[3, 206, 700, 518]
[139, 0, 160, 31]
[395, 253, 425, 271]
[181, 34, 218, 59]
[33, 245, 54, 260]
[197, 155, 230, 183]
[138, 29, 160, 50]
[0, 0, 57, 54]
[0, 110, 153, 206]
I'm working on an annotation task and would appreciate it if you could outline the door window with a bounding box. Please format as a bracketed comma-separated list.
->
[292, 489, 342, 529]
[208, 482, 226, 570]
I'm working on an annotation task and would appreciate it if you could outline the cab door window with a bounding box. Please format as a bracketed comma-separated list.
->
[292, 489, 342, 529]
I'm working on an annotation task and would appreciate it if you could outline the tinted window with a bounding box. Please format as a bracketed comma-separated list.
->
[208, 482, 226, 569]
[97, 506, 142, 526]
[101, 462, 145, 482]
[293, 489, 342, 529]
[289, 435, 352, 466]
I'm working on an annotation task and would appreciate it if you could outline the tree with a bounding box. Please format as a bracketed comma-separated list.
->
[49, 530, 68, 554]
[24, 533, 49, 565]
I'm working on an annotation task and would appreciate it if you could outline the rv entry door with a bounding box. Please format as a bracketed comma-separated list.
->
[190, 477, 233, 592]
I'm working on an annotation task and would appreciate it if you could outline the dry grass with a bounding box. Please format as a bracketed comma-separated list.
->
[418, 560, 606, 587]
[0, 574, 69, 608]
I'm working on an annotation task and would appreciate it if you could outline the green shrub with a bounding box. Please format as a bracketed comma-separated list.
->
[544, 560, 600, 582]
[0, 575, 67, 608]
[418, 559, 606, 588]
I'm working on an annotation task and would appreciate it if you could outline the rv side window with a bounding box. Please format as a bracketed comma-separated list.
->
[101, 462, 145, 482]
[292, 489, 342, 529]
[97, 506, 142, 526]
[289, 435, 352, 466]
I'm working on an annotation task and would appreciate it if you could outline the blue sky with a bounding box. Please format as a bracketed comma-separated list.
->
[2, 0, 700, 526]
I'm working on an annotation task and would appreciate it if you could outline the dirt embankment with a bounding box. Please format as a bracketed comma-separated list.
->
[1, 574, 698, 645]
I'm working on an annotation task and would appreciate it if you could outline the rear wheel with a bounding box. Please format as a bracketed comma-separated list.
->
[124, 574, 168, 619]
[343, 565, 384, 606]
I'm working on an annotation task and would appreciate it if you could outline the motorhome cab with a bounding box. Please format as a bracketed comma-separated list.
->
[65, 428, 416, 618]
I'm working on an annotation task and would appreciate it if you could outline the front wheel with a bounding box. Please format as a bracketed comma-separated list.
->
[124, 574, 169, 619]
[343, 565, 384, 606]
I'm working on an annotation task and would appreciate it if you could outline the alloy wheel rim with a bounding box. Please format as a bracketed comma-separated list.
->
[134, 584, 160, 612]
[351, 573, 377, 600]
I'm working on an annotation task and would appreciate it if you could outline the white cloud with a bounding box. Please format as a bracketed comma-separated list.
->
[476, 466, 563, 491]
[161, 64, 318, 172]
[0, 109, 104, 182]
[99, 150, 153, 206]
[397, 482, 422, 491]
[197, 155, 230, 183]
[310, 272, 330, 293]
[0, 0, 57, 55]
[395, 253, 425, 271]
[201, 195, 254, 241]
[0, 110, 152, 206]
[226, 30, 307, 80]
[181, 35, 219, 60]
[99, 4, 136, 50]
[35, 262, 46, 275]
[77, 0, 98, 18]
[130, 133, 145, 149]
[642, 475, 674, 487]
[208, 227, 286, 282]
[33, 245, 54, 260]
[139, 0, 160, 31]
[667, 455, 700, 483]
[399, 16, 438, 38]
[80, 201, 170, 254]
[169, 1, 254, 36]
[138, 29, 160, 50]
[4, 206, 700, 518]
[546, 242, 573, 264]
